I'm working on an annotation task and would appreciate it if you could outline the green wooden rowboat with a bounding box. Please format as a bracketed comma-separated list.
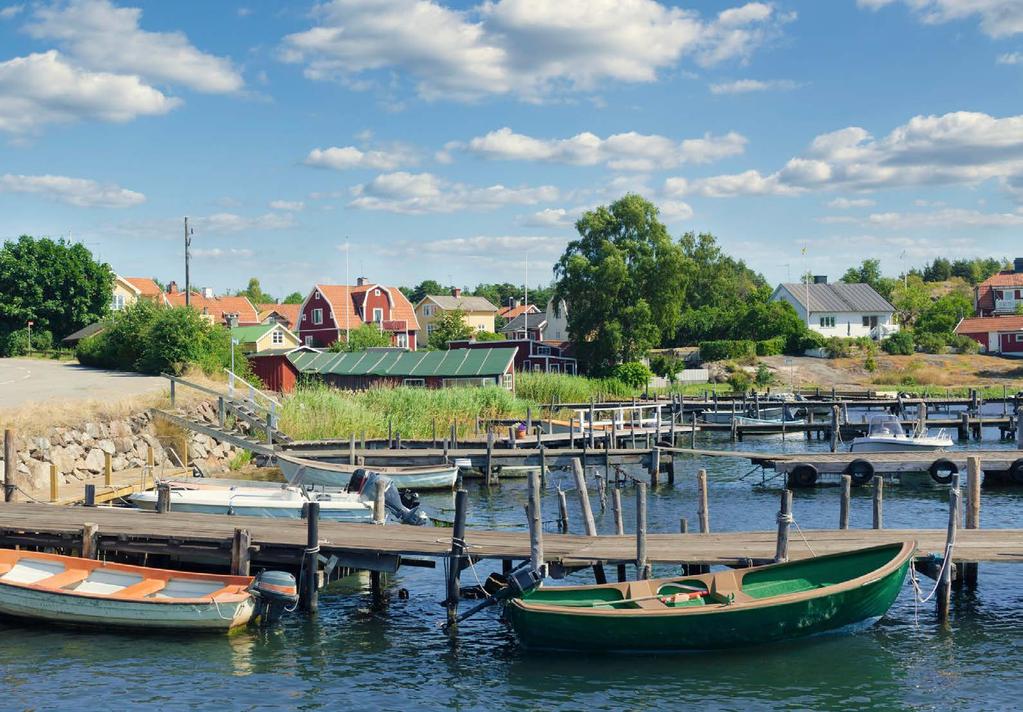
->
[504, 541, 916, 652]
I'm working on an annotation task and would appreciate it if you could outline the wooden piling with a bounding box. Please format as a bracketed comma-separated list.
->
[569, 416, 576, 449]
[697, 468, 710, 533]
[839, 474, 851, 529]
[231, 528, 251, 576]
[349, 433, 356, 466]
[964, 456, 981, 586]
[302, 501, 320, 613]
[830, 406, 840, 452]
[146, 444, 154, 468]
[80, 523, 99, 560]
[1017, 407, 1023, 450]
[636, 481, 650, 580]
[596, 473, 607, 512]
[104, 452, 112, 487]
[612, 488, 624, 535]
[373, 483, 386, 525]
[156, 483, 171, 513]
[691, 412, 697, 449]
[958, 412, 970, 441]
[872, 476, 883, 529]
[450, 422, 457, 450]
[218, 397, 226, 428]
[937, 475, 960, 623]
[775, 488, 792, 563]
[485, 429, 495, 485]
[4, 428, 16, 502]
[432, 419, 437, 448]
[557, 489, 569, 533]
[49, 463, 59, 502]
[84, 484, 96, 507]
[572, 458, 598, 537]
[527, 471, 544, 571]
[446, 489, 468, 627]
[649, 445, 660, 485]
[588, 398, 596, 448]
[509, 426, 517, 449]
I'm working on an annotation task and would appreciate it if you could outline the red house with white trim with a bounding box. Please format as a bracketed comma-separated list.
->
[975, 261, 1023, 316]
[955, 315, 1023, 356]
[297, 278, 420, 350]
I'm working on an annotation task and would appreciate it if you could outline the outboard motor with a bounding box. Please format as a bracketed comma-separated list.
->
[249, 570, 299, 627]
[347, 469, 429, 526]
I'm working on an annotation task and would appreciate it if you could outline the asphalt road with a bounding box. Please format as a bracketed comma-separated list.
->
[0, 358, 166, 408]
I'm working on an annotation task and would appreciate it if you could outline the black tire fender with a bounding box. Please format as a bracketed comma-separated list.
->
[846, 459, 875, 486]
[1009, 459, 1023, 485]
[789, 464, 818, 488]
[929, 458, 958, 485]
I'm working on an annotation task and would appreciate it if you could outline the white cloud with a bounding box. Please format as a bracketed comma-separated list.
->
[26, 0, 243, 93]
[194, 212, 298, 233]
[867, 208, 1023, 229]
[349, 171, 558, 213]
[665, 110, 1023, 198]
[659, 199, 695, 220]
[0, 4, 24, 20]
[0, 173, 145, 207]
[269, 200, 305, 211]
[827, 197, 876, 208]
[998, 52, 1022, 64]
[709, 78, 799, 94]
[303, 145, 413, 171]
[0, 50, 178, 133]
[415, 234, 568, 257]
[458, 127, 745, 171]
[857, 0, 1023, 38]
[281, 0, 792, 101]
[522, 207, 577, 228]
[192, 247, 254, 258]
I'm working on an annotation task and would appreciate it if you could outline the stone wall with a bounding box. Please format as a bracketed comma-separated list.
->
[1, 402, 249, 497]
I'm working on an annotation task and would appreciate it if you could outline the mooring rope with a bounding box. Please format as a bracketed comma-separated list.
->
[776, 510, 817, 557]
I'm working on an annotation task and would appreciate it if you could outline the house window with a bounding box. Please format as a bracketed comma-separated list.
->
[304, 336, 314, 346]
[503, 372, 513, 389]
[272, 330, 284, 345]
[819, 316, 835, 328]
[537, 345, 551, 355]
[396, 333, 408, 348]
[423, 304, 432, 317]
[403, 378, 425, 387]
[111, 294, 126, 311]
[476, 323, 485, 331]
[301, 313, 307, 322]
[532, 364, 542, 373]
[374, 289, 381, 296]
[551, 363, 560, 373]
[373, 308, 383, 323]
[427, 324, 435, 335]
[312, 308, 323, 325]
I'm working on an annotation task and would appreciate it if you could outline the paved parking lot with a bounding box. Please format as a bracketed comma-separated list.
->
[0, 358, 166, 408]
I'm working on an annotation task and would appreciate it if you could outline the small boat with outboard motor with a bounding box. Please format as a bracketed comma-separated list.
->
[277, 453, 458, 491]
[849, 414, 953, 453]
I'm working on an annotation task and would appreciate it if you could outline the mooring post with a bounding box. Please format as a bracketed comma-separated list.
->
[349, 433, 356, 466]
[156, 482, 170, 513]
[603, 434, 611, 484]
[508, 426, 517, 450]
[775, 488, 792, 563]
[395, 431, 402, 450]
[938, 475, 960, 623]
[373, 483, 386, 525]
[588, 398, 596, 449]
[450, 422, 458, 450]
[830, 406, 840, 453]
[680, 518, 688, 534]
[569, 416, 576, 449]
[1017, 407, 1023, 449]
[104, 452, 112, 488]
[572, 457, 605, 583]
[77, 521, 100, 560]
[596, 473, 607, 512]
[697, 468, 710, 533]
[964, 456, 981, 587]
[387, 418, 393, 448]
[302, 501, 320, 613]
[526, 406, 532, 434]
[690, 412, 697, 449]
[636, 481, 650, 580]
[612, 487, 627, 581]
[485, 429, 495, 485]
[649, 445, 660, 485]
[4, 428, 17, 502]
[527, 470, 544, 572]
[669, 409, 676, 446]
[217, 397, 225, 428]
[539, 444, 547, 485]
[958, 412, 970, 441]
[432, 419, 437, 448]
[231, 528, 251, 576]
[839, 474, 851, 529]
[557, 489, 569, 533]
[48, 463, 59, 502]
[446, 489, 469, 627]
[872, 476, 883, 529]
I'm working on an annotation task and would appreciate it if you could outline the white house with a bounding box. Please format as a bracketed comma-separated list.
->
[545, 297, 569, 342]
[770, 279, 898, 339]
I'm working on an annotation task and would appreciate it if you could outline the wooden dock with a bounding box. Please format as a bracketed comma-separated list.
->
[0, 502, 1019, 568]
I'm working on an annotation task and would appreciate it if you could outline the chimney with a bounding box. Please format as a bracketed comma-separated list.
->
[1014, 257, 1023, 274]
[168, 280, 178, 294]
[813, 275, 828, 284]
[202, 287, 214, 298]
[452, 287, 462, 298]
[508, 297, 519, 308]
[227, 315, 238, 328]
[356, 276, 368, 287]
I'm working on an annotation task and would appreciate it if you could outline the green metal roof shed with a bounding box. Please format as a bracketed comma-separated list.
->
[288, 347, 517, 389]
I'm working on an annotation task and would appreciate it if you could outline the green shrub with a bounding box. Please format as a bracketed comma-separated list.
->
[754, 363, 774, 387]
[649, 352, 683, 381]
[755, 337, 785, 356]
[613, 362, 653, 389]
[882, 331, 915, 355]
[727, 369, 752, 394]
[915, 332, 947, 354]
[514, 371, 633, 403]
[791, 330, 826, 353]
[950, 334, 981, 354]
[864, 354, 878, 372]
[699, 340, 756, 362]
[474, 331, 504, 342]
[825, 337, 853, 359]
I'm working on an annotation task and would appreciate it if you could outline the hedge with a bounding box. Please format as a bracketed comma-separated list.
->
[756, 337, 786, 356]
[699, 340, 756, 362]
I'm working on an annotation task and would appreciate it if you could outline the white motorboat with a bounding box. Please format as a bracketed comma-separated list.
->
[278, 453, 458, 491]
[849, 414, 953, 453]
[701, 406, 785, 424]
[128, 483, 375, 522]
[0, 549, 258, 631]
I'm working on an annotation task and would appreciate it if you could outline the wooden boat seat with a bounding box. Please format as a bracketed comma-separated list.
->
[709, 571, 754, 604]
[36, 569, 90, 590]
[626, 582, 668, 609]
[115, 579, 167, 599]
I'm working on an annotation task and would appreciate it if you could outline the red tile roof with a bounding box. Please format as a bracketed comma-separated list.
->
[498, 304, 540, 319]
[165, 291, 260, 325]
[258, 303, 301, 327]
[123, 277, 164, 298]
[976, 271, 1023, 313]
[315, 284, 420, 331]
[956, 315, 1023, 334]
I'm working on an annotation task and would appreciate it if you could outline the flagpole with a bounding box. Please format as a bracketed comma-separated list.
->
[345, 236, 350, 344]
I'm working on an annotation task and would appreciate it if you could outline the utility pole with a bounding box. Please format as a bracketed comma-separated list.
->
[184, 217, 192, 307]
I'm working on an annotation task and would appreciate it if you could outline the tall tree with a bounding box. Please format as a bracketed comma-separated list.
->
[0, 235, 112, 341]
[889, 275, 931, 328]
[408, 280, 449, 304]
[236, 277, 275, 304]
[282, 291, 305, 304]
[428, 309, 474, 349]
[328, 324, 392, 352]
[841, 258, 897, 300]
[555, 195, 690, 373]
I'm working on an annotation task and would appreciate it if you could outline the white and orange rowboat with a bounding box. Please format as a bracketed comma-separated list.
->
[0, 549, 257, 631]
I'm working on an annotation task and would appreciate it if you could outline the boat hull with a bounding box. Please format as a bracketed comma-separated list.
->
[849, 438, 951, 453]
[505, 544, 913, 652]
[279, 456, 458, 490]
[130, 496, 373, 522]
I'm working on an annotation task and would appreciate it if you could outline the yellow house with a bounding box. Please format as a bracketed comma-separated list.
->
[230, 323, 302, 353]
[415, 290, 499, 341]
[111, 275, 167, 311]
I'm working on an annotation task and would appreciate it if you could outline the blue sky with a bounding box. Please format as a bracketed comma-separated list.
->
[1, 0, 1022, 299]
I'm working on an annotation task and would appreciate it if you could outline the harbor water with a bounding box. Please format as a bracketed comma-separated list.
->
[2, 421, 1023, 711]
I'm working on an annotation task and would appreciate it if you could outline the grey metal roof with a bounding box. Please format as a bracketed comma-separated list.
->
[777, 283, 895, 314]
[500, 312, 547, 333]
[422, 295, 498, 312]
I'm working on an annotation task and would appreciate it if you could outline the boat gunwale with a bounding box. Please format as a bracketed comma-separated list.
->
[277, 453, 459, 477]
[507, 540, 916, 618]
[0, 549, 253, 605]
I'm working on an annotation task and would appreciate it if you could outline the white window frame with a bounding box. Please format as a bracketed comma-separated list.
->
[111, 294, 126, 311]
[312, 308, 323, 325]
[476, 323, 485, 331]
[271, 330, 284, 345]
[304, 336, 314, 346]
[403, 377, 425, 387]
[819, 316, 835, 328]
[423, 304, 432, 317]
[375, 289, 381, 296]
[502, 372, 513, 390]
[373, 307, 383, 323]
[427, 324, 435, 335]
[396, 333, 408, 348]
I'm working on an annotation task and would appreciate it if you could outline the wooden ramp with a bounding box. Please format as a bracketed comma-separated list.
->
[0, 503, 1019, 567]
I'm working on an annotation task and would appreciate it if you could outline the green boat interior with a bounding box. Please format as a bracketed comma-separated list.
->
[519, 543, 906, 610]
